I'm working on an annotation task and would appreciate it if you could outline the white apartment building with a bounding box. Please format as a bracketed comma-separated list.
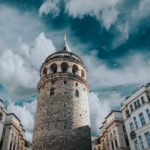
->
[93, 110, 130, 150]
[121, 83, 150, 150]
[0, 99, 7, 144]
[0, 99, 32, 150]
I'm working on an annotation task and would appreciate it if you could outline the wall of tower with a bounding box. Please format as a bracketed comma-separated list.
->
[33, 52, 92, 150]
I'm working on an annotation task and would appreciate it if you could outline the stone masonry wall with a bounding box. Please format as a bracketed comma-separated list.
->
[33, 53, 92, 150]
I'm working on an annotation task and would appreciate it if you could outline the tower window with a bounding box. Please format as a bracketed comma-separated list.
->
[64, 81, 67, 84]
[50, 88, 55, 95]
[50, 63, 57, 73]
[52, 80, 55, 85]
[61, 62, 69, 72]
[43, 68, 47, 76]
[75, 90, 79, 97]
[76, 83, 78, 87]
[81, 70, 85, 77]
[72, 64, 79, 75]
[0, 113, 3, 121]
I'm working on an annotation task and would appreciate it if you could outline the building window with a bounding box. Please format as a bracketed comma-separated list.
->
[115, 139, 118, 148]
[50, 63, 57, 73]
[51, 80, 55, 85]
[0, 113, 3, 121]
[141, 96, 145, 104]
[139, 112, 146, 126]
[61, 62, 69, 73]
[125, 138, 129, 146]
[111, 141, 114, 150]
[145, 132, 150, 148]
[9, 142, 12, 150]
[130, 104, 134, 112]
[72, 64, 79, 75]
[122, 125, 126, 133]
[130, 122, 134, 131]
[43, 68, 47, 76]
[134, 101, 138, 109]
[50, 88, 55, 95]
[147, 95, 150, 101]
[64, 81, 67, 84]
[75, 90, 79, 97]
[13, 144, 15, 150]
[134, 140, 140, 150]
[146, 109, 150, 120]
[138, 136, 144, 150]
[137, 99, 141, 107]
[133, 117, 139, 129]
[125, 109, 130, 118]
[76, 83, 78, 87]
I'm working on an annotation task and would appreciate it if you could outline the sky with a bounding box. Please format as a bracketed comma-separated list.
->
[0, 0, 150, 141]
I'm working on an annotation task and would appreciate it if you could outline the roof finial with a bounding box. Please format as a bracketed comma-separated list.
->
[62, 34, 71, 52]
[64, 34, 67, 44]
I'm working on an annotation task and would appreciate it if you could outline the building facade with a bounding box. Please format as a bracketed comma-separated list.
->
[33, 38, 92, 150]
[0, 99, 7, 144]
[121, 83, 150, 150]
[0, 100, 31, 150]
[93, 111, 130, 150]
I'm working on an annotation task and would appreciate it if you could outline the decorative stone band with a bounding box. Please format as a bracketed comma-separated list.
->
[37, 72, 89, 91]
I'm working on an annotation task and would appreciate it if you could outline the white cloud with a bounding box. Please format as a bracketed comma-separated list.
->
[25, 131, 33, 143]
[39, 0, 120, 30]
[19, 32, 56, 69]
[38, 0, 150, 45]
[0, 32, 56, 99]
[83, 51, 150, 89]
[89, 92, 110, 134]
[39, 0, 60, 17]
[0, 5, 44, 50]
[30, 32, 56, 69]
[0, 50, 38, 98]
[0, 5, 56, 99]
[131, 0, 150, 22]
[66, 0, 120, 30]
[113, 0, 150, 47]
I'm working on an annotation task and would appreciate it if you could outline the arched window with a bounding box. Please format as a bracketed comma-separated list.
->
[0, 113, 3, 121]
[75, 90, 79, 97]
[43, 68, 47, 76]
[72, 65, 79, 75]
[81, 69, 85, 77]
[50, 63, 57, 73]
[61, 62, 69, 72]
[9, 142, 12, 150]
[50, 88, 55, 95]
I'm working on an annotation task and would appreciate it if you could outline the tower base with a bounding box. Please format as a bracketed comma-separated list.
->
[33, 125, 92, 150]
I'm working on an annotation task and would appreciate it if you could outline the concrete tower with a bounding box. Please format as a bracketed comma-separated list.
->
[33, 37, 92, 150]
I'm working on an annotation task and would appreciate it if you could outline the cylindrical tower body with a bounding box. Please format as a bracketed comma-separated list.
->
[33, 49, 91, 150]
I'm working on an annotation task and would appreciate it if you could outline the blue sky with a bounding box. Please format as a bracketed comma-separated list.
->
[0, 0, 150, 141]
